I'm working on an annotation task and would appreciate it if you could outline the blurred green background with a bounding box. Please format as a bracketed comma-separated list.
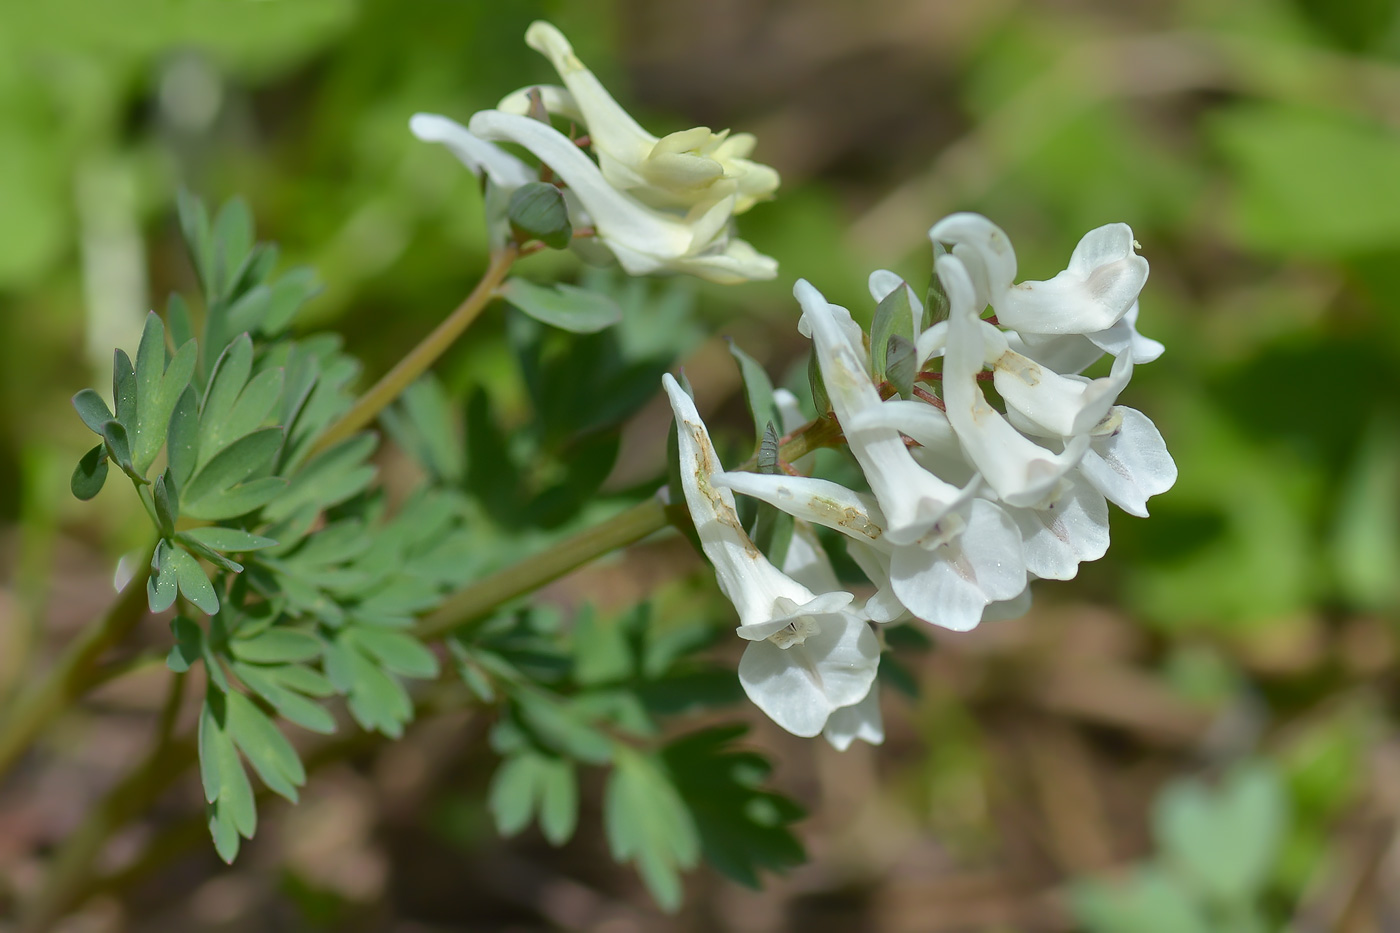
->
[2, 0, 1400, 929]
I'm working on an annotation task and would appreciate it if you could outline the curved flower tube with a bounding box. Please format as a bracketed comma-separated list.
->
[462, 109, 776, 283]
[796, 278, 976, 545]
[939, 254, 1090, 508]
[504, 21, 780, 214]
[662, 375, 878, 738]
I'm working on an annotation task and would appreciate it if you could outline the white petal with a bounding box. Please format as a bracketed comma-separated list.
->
[716, 470, 886, 546]
[846, 541, 909, 623]
[843, 397, 959, 453]
[939, 255, 1090, 507]
[662, 375, 814, 625]
[993, 345, 1134, 437]
[1086, 301, 1165, 364]
[823, 685, 885, 750]
[993, 224, 1149, 335]
[469, 110, 695, 265]
[889, 499, 1025, 630]
[981, 585, 1033, 621]
[738, 616, 880, 737]
[868, 269, 905, 303]
[1077, 406, 1177, 517]
[796, 279, 968, 543]
[928, 213, 1018, 301]
[410, 113, 535, 190]
[523, 21, 656, 170]
[1008, 479, 1110, 580]
[781, 520, 843, 595]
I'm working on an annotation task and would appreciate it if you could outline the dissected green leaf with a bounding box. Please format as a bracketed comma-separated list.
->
[515, 690, 613, 765]
[232, 662, 336, 735]
[148, 540, 179, 614]
[231, 628, 322, 664]
[167, 386, 200, 490]
[153, 471, 178, 536]
[870, 279, 916, 383]
[488, 753, 541, 838]
[225, 690, 305, 803]
[113, 349, 137, 426]
[663, 725, 805, 888]
[180, 527, 279, 553]
[346, 625, 439, 679]
[167, 615, 204, 673]
[501, 278, 622, 334]
[132, 312, 199, 475]
[182, 427, 286, 521]
[727, 339, 781, 451]
[168, 546, 220, 615]
[604, 747, 699, 912]
[536, 756, 578, 845]
[102, 420, 141, 482]
[262, 433, 374, 522]
[262, 267, 320, 335]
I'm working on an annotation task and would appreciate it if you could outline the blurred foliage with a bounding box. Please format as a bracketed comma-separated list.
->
[6, 0, 1400, 925]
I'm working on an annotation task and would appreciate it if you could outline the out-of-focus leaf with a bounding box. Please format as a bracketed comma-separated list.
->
[604, 747, 699, 912]
[1154, 762, 1288, 903]
[1212, 104, 1400, 257]
[500, 278, 622, 333]
[662, 725, 805, 888]
[71, 444, 109, 500]
[1071, 865, 1214, 933]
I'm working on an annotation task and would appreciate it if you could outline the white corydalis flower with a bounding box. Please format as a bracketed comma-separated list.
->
[500, 21, 780, 215]
[795, 278, 976, 546]
[938, 254, 1089, 509]
[929, 213, 1149, 337]
[662, 375, 878, 738]
[469, 110, 775, 284]
[714, 470, 1026, 632]
[1076, 406, 1178, 517]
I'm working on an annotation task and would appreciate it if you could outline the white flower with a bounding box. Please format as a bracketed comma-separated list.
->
[823, 684, 884, 751]
[714, 470, 1026, 632]
[662, 375, 879, 738]
[1076, 406, 1178, 517]
[938, 253, 1090, 508]
[795, 278, 976, 546]
[929, 213, 1148, 336]
[500, 21, 779, 215]
[414, 110, 777, 284]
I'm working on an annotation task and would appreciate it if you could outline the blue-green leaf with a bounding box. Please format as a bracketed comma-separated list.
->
[182, 428, 286, 521]
[168, 546, 220, 615]
[181, 527, 279, 553]
[501, 278, 622, 334]
[71, 444, 109, 501]
[604, 747, 699, 912]
[230, 628, 322, 664]
[225, 690, 304, 803]
[72, 389, 113, 435]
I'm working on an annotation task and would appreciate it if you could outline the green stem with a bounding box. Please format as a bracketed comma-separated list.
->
[413, 413, 845, 641]
[309, 246, 519, 457]
[414, 496, 669, 641]
[0, 545, 154, 779]
[20, 673, 189, 931]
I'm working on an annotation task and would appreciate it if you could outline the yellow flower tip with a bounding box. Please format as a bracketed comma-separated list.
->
[525, 20, 586, 76]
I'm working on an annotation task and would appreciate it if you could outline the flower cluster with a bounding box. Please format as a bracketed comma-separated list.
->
[666, 213, 1177, 747]
[410, 21, 778, 284]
